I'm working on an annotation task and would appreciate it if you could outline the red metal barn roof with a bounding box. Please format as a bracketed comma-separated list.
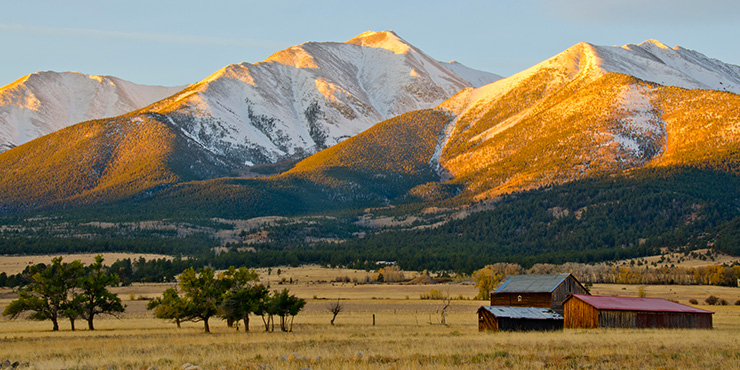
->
[567, 295, 714, 314]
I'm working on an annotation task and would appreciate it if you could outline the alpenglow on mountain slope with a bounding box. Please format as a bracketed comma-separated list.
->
[0, 31, 496, 213]
[22, 40, 738, 220]
[435, 40, 740, 200]
[0, 71, 185, 152]
[145, 30, 496, 166]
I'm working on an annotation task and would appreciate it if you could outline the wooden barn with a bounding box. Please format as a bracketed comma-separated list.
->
[490, 273, 589, 314]
[477, 306, 564, 332]
[564, 294, 714, 329]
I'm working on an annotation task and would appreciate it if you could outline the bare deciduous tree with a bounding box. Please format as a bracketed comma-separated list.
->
[328, 299, 343, 326]
[440, 292, 452, 326]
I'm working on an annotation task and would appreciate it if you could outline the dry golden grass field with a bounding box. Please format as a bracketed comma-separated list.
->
[1, 266, 740, 369]
[0, 253, 172, 275]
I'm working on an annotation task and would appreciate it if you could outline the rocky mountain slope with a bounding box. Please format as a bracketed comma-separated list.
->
[0, 71, 184, 152]
[147, 30, 487, 166]
[435, 40, 740, 200]
[0, 31, 492, 213]
[94, 39, 740, 220]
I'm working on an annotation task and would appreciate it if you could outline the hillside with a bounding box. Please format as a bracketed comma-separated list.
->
[436, 41, 740, 200]
[62, 109, 454, 220]
[282, 109, 453, 201]
[145, 30, 479, 166]
[0, 31, 485, 214]
[0, 112, 232, 213]
[2, 39, 740, 270]
[0, 71, 184, 152]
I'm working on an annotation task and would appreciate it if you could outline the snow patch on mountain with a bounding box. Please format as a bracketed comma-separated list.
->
[442, 61, 503, 88]
[150, 31, 484, 166]
[346, 30, 411, 55]
[444, 40, 740, 128]
[610, 84, 665, 161]
[597, 40, 740, 94]
[0, 71, 185, 152]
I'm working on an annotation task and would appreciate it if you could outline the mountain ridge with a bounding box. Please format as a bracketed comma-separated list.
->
[0, 38, 739, 219]
[143, 30, 490, 166]
[0, 71, 185, 153]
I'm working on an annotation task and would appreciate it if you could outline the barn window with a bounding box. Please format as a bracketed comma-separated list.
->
[517, 295, 522, 302]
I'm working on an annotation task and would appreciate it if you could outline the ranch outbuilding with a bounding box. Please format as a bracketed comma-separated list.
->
[490, 273, 589, 314]
[477, 306, 564, 332]
[563, 294, 713, 329]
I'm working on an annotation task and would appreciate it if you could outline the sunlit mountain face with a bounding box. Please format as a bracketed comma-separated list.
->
[0, 37, 739, 220]
[434, 40, 740, 200]
[146, 30, 496, 167]
[0, 31, 497, 213]
[0, 71, 185, 153]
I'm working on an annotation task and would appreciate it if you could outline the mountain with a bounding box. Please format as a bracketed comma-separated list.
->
[82, 40, 740, 220]
[0, 112, 232, 213]
[2, 39, 740, 269]
[0, 31, 489, 213]
[146, 30, 480, 165]
[435, 40, 740, 200]
[0, 71, 185, 152]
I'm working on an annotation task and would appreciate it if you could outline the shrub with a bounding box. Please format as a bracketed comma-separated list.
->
[735, 300, 740, 306]
[720, 299, 729, 306]
[705, 295, 720, 305]
[689, 299, 698, 305]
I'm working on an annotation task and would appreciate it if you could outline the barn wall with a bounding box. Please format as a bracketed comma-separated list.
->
[599, 310, 712, 329]
[598, 310, 637, 328]
[552, 276, 589, 312]
[564, 297, 598, 328]
[635, 312, 712, 329]
[490, 293, 551, 308]
[478, 310, 498, 331]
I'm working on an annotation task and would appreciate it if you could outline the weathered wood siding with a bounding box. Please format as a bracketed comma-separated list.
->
[552, 275, 589, 312]
[564, 296, 713, 329]
[634, 311, 711, 329]
[490, 293, 551, 308]
[491, 275, 589, 313]
[478, 309, 498, 331]
[564, 296, 599, 328]
[598, 310, 636, 328]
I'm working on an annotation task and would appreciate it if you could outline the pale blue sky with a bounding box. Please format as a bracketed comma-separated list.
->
[2, 0, 739, 87]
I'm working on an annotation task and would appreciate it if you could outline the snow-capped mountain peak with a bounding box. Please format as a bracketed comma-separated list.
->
[141, 31, 490, 166]
[601, 40, 740, 94]
[636, 39, 674, 50]
[346, 30, 411, 55]
[262, 45, 320, 69]
[0, 71, 186, 152]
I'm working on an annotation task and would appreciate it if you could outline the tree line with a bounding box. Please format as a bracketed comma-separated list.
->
[471, 262, 740, 299]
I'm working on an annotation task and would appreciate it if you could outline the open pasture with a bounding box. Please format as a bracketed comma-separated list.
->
[0, 253, 172, 275]
[1, 278, 740, 370]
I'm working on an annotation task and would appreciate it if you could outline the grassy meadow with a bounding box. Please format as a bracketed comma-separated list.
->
[1, 266, 740, 369]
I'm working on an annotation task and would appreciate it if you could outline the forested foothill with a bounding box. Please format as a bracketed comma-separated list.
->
[2, 166, 740, 284]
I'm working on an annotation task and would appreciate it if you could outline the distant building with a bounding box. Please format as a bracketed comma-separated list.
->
[477, 306, 563, 332]
[490, 273, 589, 314]
[564, 294, 713, 329]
